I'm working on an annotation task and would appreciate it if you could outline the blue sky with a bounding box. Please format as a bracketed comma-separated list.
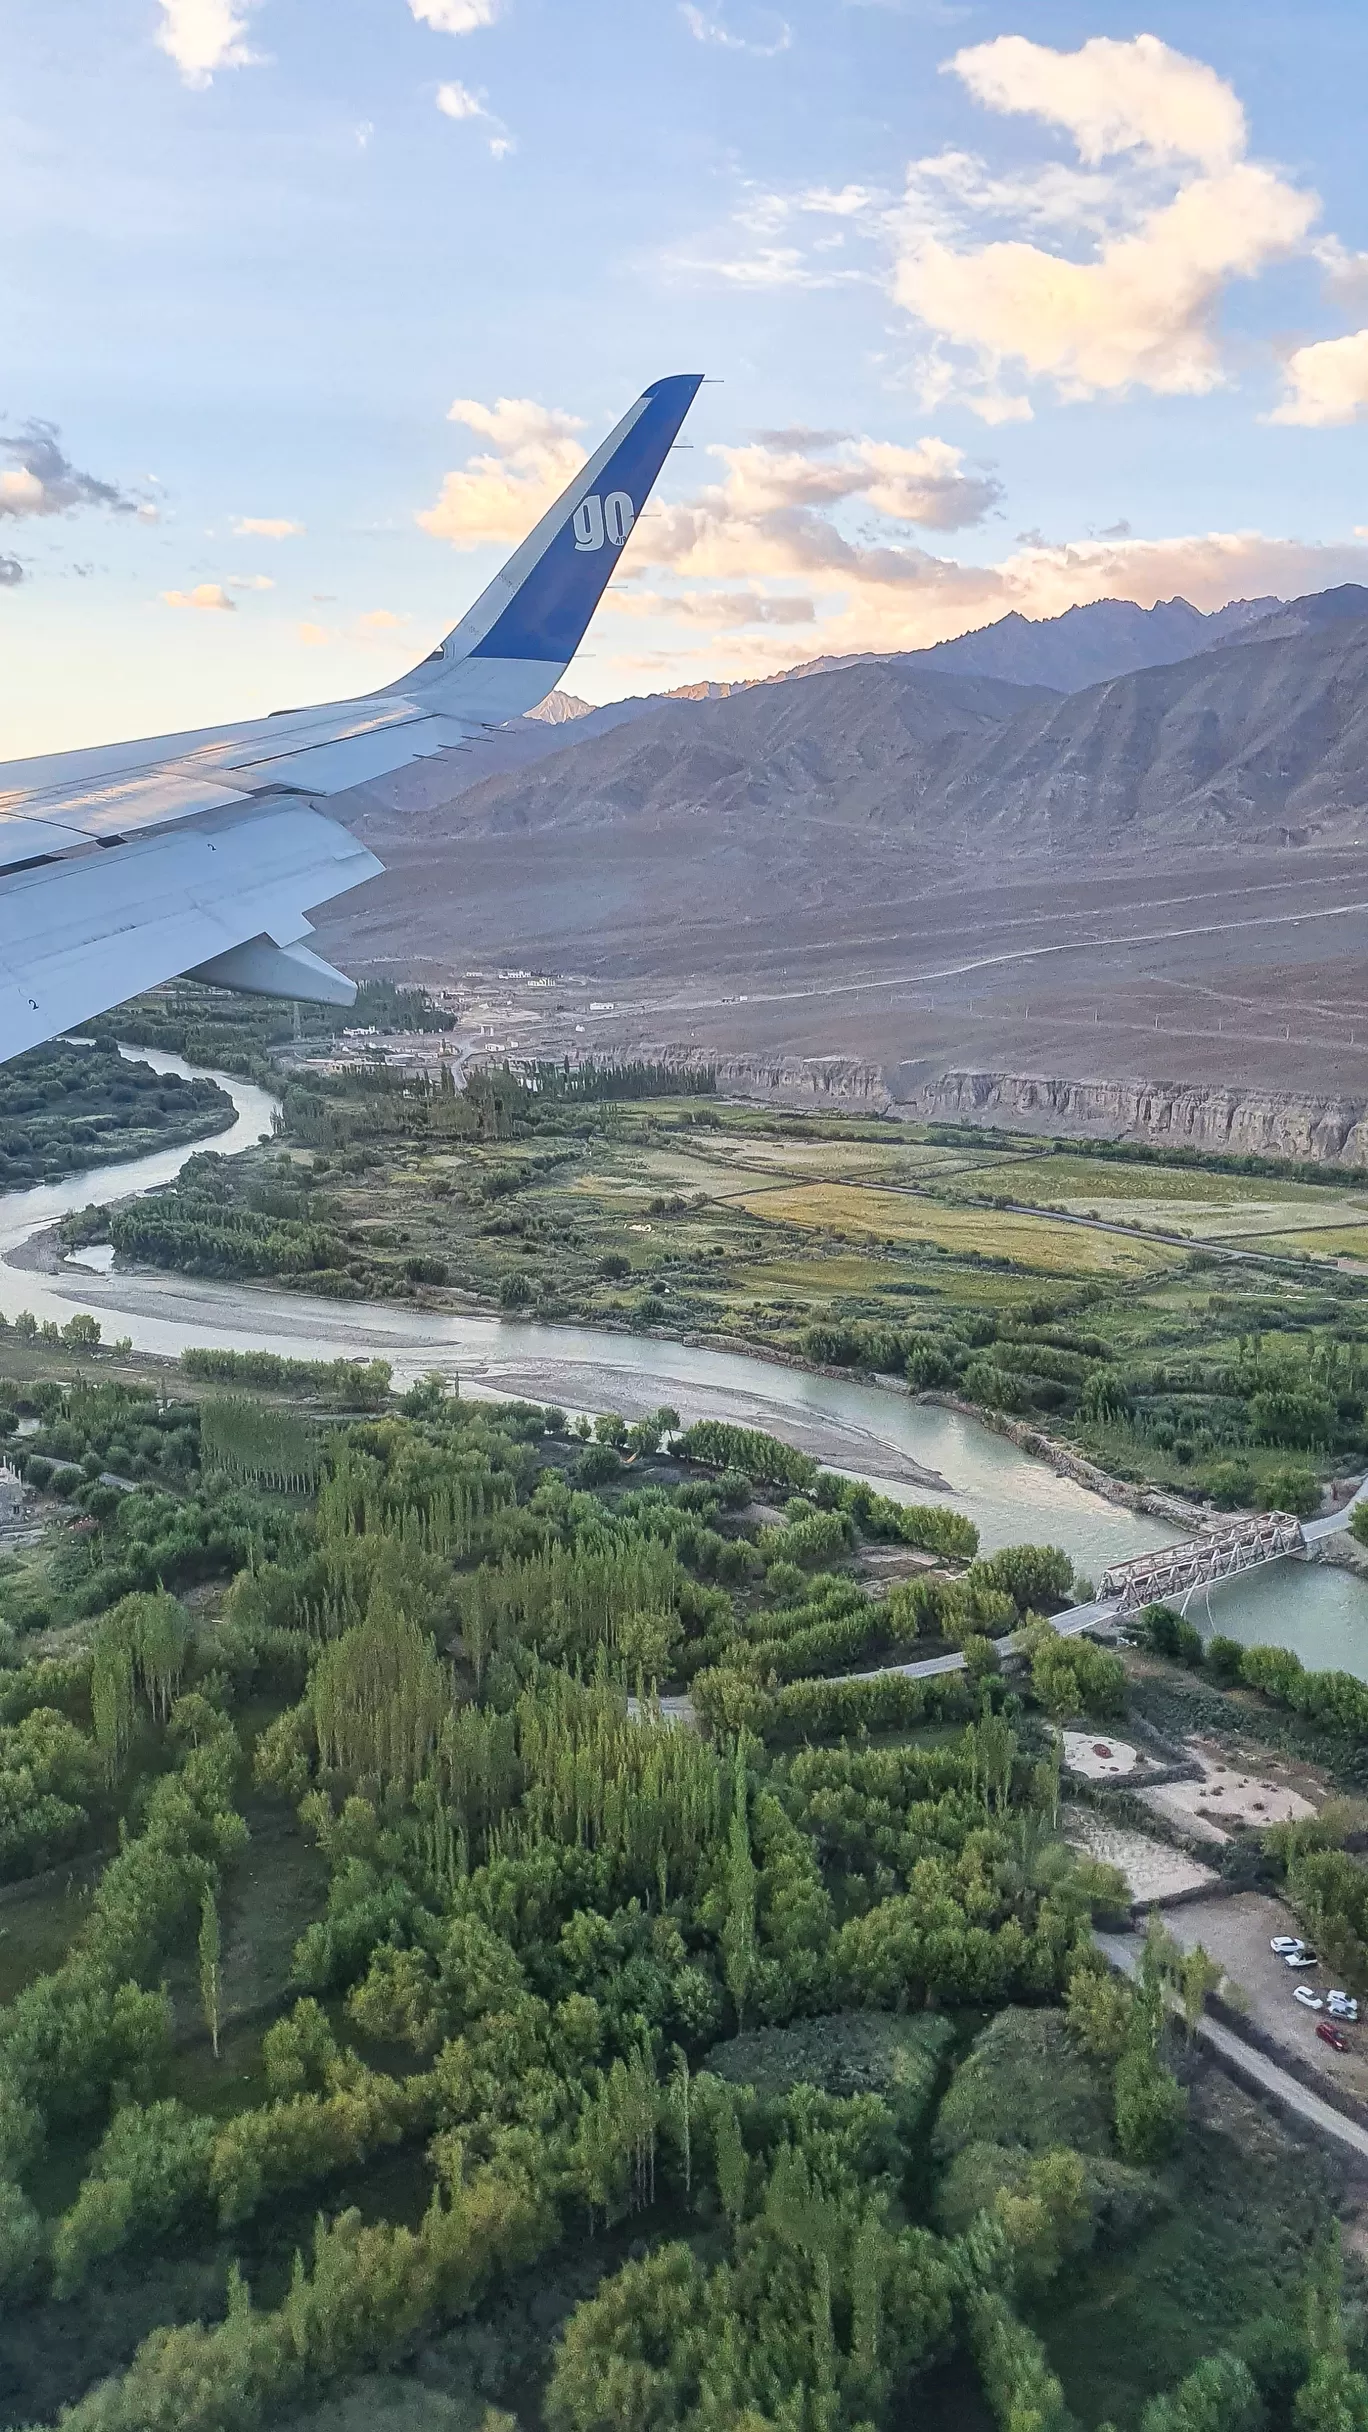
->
[5, 0, 1368, 754]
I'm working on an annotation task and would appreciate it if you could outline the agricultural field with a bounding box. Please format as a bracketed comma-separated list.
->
[0, 1349, 1360, 2432]
[61, 1027, 1368, 1511]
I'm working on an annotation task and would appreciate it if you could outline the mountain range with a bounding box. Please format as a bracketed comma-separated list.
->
[351, 585, 1368, 856]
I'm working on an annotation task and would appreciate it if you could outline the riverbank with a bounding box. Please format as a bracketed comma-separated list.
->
[2, 1040, 1366, 1664]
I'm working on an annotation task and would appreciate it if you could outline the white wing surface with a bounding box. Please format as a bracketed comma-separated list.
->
[0, 372, 703, 1062]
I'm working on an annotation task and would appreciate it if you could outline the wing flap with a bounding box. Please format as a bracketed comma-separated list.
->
[0, 804, 380, 1061]
[0, 372, 705, 1061]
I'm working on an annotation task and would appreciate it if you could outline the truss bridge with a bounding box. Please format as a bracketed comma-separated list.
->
[1099, 1511, 1306, 1613]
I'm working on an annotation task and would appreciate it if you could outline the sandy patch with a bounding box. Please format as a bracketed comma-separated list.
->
[1063, 1731, 1138, 1781]
[1064, 1805, 1220, 1904]
[1142, 1740, 1316, 1842]
[1137, 1788, 1230, 1847]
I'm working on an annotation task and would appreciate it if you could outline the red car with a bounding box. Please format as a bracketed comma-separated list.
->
[1317, 2021, 1350, 2052]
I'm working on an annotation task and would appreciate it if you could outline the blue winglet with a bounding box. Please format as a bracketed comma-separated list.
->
[465, 373, 703, 666]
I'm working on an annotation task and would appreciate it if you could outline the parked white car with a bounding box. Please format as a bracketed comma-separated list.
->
[1285, 1951, 1321, 1970]
[1294, 1986, 1325, 2010]
[1271, 1937, 1305, 1955]
[1327, 1993, 1359, 2020]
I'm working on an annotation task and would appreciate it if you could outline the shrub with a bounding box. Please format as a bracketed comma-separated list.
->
[800, 1322, 862, 1366]
[1266, 1465, 1321, 1520]
[1204, 1634, 1246, 1686]
[1250, 1389, 1335, 1451]
[1080, 1369, 1131, 1425]
[403, 1256, 449, 1286]
[574, 1444, 621, 1487]
[1202, 1460, 1257, 1510]
[1137, 1602, 1204, 1666]
[934, 2009, 1112, 2159]
[755, 1508, 852, 1568]
[976, 1544, 1073, 1615]
[674, 1421, 817, 1489]
[1027, 1629, 1126, 1721]
[905, 1338, 956, 1391]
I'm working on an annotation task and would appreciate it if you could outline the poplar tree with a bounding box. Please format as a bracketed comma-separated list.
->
[198, 1889, 222, 2061]
[721, 1738, 757, 2029]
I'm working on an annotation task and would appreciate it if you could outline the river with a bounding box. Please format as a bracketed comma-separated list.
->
[5, 1046, 1368, 1676]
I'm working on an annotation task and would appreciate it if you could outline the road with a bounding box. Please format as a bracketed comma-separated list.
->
[1094, 1932, 1368, 2164]
[829, 1476, 1368, 1691]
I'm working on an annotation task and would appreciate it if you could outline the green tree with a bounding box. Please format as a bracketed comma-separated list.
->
[1065, 1966, 1133, 2063]
[1296, 2359, 1368, 2431]
[1114, 2034, 1186, 2165]
[198, 1889, 222, 2061]
[1141, 2352, 1265, 2432]
[721, 1741, 757, 2029]
[1179, 1944, 1223, 2040]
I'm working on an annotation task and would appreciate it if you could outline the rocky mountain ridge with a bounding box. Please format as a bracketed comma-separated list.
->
[372, 605, 1368, 854]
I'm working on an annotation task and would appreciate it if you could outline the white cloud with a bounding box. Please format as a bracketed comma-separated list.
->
[437, 77, 485, 116]
[232, 515, 304, 538]
[948, 32, 1246, 171]
[668, 178, 888, 291]
[1270, 329, 1368, 427]
[681, 6, 792, 57]
[155, 0, 260, 87]
[890, 33, 1318, 417]
[411, 0, 501, 27]
[603, 519, 1368, 692]
[357, 608, 408, 629]
[586, 420, 1368, 688]
[418, 396, 586, 546]
[297, 620, 335, 647]
[679, 245, 845, 290]
[692, 431, 1001, 529]
[435, 78, 513, 154]
[162, 582, 236, 611]
[1317, 238, 1368, 315]
[447, 397, 583, 450]
[609, 588, 817, 627]
[896, 164, 1315, 413]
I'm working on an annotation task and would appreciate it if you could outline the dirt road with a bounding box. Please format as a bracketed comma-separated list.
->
[1096, 1928, 1368, 2162]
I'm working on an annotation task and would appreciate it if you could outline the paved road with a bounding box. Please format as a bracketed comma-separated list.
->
[1303, 1473, 1368, 1542]
[829, 1475, 1368, 1692]
[1095, 1931, 1368, 2163]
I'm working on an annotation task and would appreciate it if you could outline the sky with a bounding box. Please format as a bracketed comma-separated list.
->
[5, 0, 1368, 756]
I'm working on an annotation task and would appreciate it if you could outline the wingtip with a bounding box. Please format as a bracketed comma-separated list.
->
[642, 372, 707, 400]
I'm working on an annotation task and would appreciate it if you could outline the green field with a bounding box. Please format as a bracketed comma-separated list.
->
[48, 991, 1368, 1513]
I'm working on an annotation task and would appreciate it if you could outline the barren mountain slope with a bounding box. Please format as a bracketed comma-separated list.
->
[355, 615, 1368, 853]
[936, 616, 1368, 845]
[385, 661, 1056, 841]
[889, 592, 1279, 691]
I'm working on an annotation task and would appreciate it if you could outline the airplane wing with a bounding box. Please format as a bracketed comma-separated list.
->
[0, 371, 704, 1064]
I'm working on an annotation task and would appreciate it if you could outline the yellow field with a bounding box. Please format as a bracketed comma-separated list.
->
[703, 1138, 991, 1181]
[1257, 1229, 1368, 1263]
[1027, 1192, 1368, 1243]
[984, 1154, 1352, 1211]
[743, 1257, 1056, 1310]
[729, 1183, 1181, 1276]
